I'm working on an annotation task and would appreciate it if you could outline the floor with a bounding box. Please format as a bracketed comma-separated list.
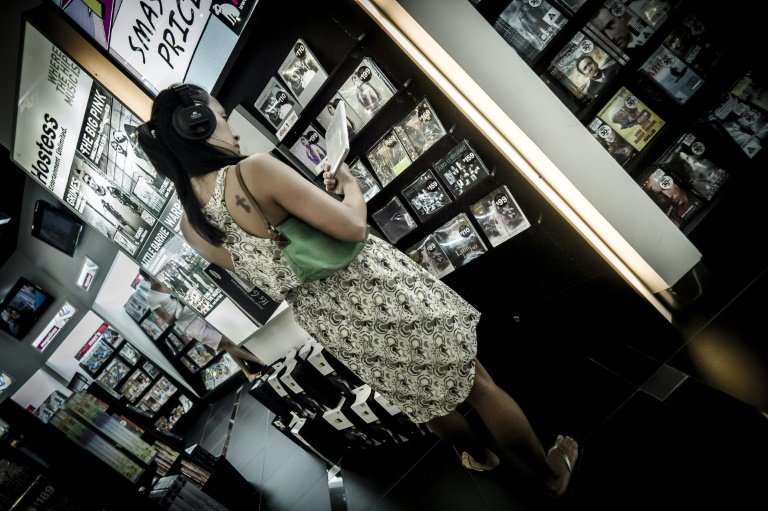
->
[184, 268, 768, 511]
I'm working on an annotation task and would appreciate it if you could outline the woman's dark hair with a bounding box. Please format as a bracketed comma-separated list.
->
[137, 84, 243, 245]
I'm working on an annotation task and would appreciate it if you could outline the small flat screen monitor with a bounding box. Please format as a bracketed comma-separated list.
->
[31, 200, 83, 257]
[0, 277, 54, 340]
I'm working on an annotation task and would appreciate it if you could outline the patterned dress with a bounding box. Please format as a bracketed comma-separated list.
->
[202, 168, 479, 423]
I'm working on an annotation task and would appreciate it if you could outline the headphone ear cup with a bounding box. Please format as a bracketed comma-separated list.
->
[172, 103, 217, 140]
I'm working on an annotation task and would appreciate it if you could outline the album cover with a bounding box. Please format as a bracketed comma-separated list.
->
[349, 159, 381, 202]
[640, 45, 704, 104]
[316, 94, 363, 141]
[432, 213, 488, 269]
[137, 376, 177, 414]
[254, 77, 301, 130]
[470, 185, 531, 247]
[337, 57, 397, 126]
[653, 132, 730, 201]
[401, 169, 452, 220]
[406, 234, 455, 279]
[118, 342, 140, 366]
[433, 140, 491, 199]
[180, 356, 199, 373]
[366, 130, 412, 186]
[142, 360, 160, 379]
[638, 167, 704, 229]
[278, 39, 328, 106]
[547, 30, 621, 102]
[708, 73, 768, 159]
[493, 0, 568, 63]
[393, 99, 447, 161]
[186, 341, 215, 368]
[596, 87, 665, 151]
[289, 124, 327, 175]
[372, 197, 418, 243]
[585, 0, 672, 64]
[586, 117, 638, 167]
[662, 14, 722, 78]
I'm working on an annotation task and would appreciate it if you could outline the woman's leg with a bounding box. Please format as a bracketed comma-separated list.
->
[465, 359, 578, 496]
[426, 410, 496, 466]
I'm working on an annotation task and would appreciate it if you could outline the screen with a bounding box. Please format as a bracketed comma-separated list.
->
[0, 277, 55, 340]
[32, 200, 83, 256]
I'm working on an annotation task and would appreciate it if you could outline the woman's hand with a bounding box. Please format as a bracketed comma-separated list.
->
[323, 162, 354, 195]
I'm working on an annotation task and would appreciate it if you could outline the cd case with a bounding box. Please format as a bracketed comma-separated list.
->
[289, 124, 327, 175]
[401, 169, 452, 220]
[653, 132, 730, 201]
[432, 213, 487, 269]
[393, 99, 447, 161]
[470, 185, 531, 247]
[349, 159, 381, 202]
[278, 38, 328, 106]
[406, 234, 455, 279]
[366, 130, 412, 186]
[254, 77, 302, 133]
[372, 196, 418, 243]
[337, 57, 397, 126]
[433, 140, 490, 199]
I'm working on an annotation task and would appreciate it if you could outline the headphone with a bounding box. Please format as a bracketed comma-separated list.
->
[171, 84, 217, 140]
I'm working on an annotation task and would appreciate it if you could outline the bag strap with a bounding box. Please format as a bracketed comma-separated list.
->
[234, 162, 282, 241]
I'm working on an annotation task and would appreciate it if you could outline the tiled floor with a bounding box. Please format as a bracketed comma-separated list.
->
[185, 270, 768, 511]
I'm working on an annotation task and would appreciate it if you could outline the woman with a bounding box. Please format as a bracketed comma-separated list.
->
[138, 83, 578, 497]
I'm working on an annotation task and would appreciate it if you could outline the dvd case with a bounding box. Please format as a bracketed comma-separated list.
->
[337, 57, 397, 126]
[366, 130, 412, 186]
[640, 45, 703, 104]
[393, 99, 447, 161]
[662, 14, 722, 78]
[278, 39, 328, 106]
[587, 117, 638, 167]
[433, 140, 490, 199]
[493, 0, 567, 63]
[547, 31, 621, 102]
[289, 125, 327, 175]
[638, 167, 703, 228]
[596, 87, 665, 151]
[401, 169, 452, 221]
[470, 185, 531, 246]
[371, 197, 418, 243]
[406, 234, 455, 278]
[432, 213, 487, 269]
[349, 159, 381, 202]
[653, 132, 730, 201]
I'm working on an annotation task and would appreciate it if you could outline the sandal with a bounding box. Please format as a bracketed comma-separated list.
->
[460, 449, 500, 472]
[546, 435, 579, 497]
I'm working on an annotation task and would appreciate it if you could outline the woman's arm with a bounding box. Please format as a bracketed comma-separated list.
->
[240, 153, 367, 242]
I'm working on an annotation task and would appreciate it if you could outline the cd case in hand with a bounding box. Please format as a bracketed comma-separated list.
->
[324, 99, 351, 177]
[401, 169, 452, 220]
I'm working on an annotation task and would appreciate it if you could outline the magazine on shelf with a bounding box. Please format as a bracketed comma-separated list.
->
[393, 99, 447, 161]
[254, 77, 301, 138]
[547, 30, 621, 103]
[118, 342, 139, 365]
[638, 167, 704, 228]
[596, 87, 665, 151]
[120, 368, 153, 403]
[401, 169, 452, 220]
[349, 159, 381, 202]
[289, 124, 327, 175]
[79, 339, 114, 376]
[186, 341, 216, 368]
[587, 117, 639, 167]
[432, 213, 487, 269]
[708, 72, 768, 158]
[640, 45, 704, 104]
[433, 140, 491, 199]
[493, 0, 568, 63]
[142, 360, 160, 379]
[662, 14, 722, 78]
[337, 57, 397, 126]
[371, 197, 418, 243]
[653, 132, 730, 201]
[137, 376, 177, 414]
[366, 130, 412, 186]
[470, 185, 531, 247]
[316, 94, 363, 141]
[406, 234, 455, 279]
[585, 0, 672, 64]
[97, 357, 131, 393]
[277, 38, 328, 106]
